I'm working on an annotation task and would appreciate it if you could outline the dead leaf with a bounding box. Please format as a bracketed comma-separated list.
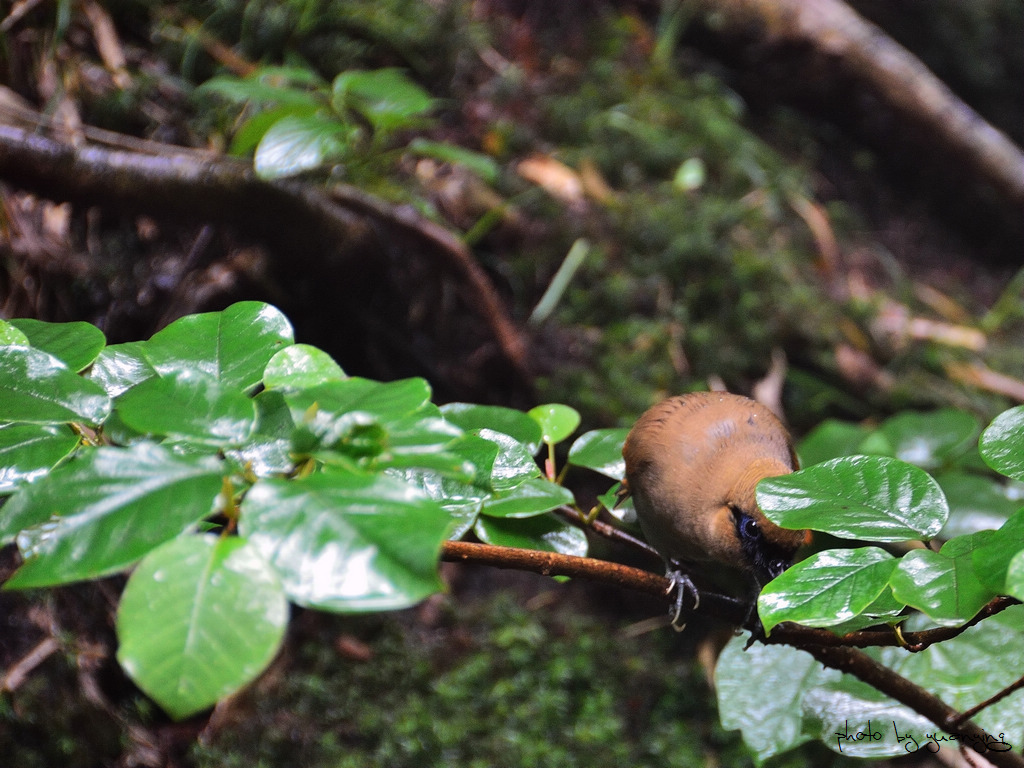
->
[517, 154, 584, 204]
[946, 362, 1024, 402]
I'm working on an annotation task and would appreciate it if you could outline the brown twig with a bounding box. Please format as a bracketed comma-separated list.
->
[802, 644, 1023, 768]
[440, 540, 1024, 767]
[554, 505, 662, 561]
[766, 595, 1021, 650]
[950, 674, 1024, 729]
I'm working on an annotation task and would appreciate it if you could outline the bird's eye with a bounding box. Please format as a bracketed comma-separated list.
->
[738, 514, 760, 540]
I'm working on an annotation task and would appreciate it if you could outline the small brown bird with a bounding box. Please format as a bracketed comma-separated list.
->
[621, 391, 809, 625]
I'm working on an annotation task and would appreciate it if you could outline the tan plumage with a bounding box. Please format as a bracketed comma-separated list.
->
[622, 391, 808, 588]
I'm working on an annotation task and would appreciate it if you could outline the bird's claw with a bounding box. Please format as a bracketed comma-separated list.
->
[665, 569, 700, 632]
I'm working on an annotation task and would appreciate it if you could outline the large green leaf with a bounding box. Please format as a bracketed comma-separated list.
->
[332, 68, 434, 132]
[117, 370, 257, 446]
[88, 341, 158, 397]
[239, 472, 451, 611]
[0, 444, 224, 585]
[474, 429, 538, 491]
[0, 346, 110, 425]
[972, 508, 1024, 594]
[796, 419, 872, 468]
[758, 547, 899, 634]
[1008, 551, 1024, 601]
[979, 405, 1024, 481]
[718, 608, 1024, 762]
[439, 403, 542, 454]
[881, 608, 1024, 749]
[474, 514, 588, 557]
[757, 455, 948, 541]
[874, 409, 980, 470]
[263, 343, 345, 390]
[0, 423, 79, 493]
[889, 532, 998, 626]
[286, 377, 431, 424]
[938, 471, 1021, 538]
[0, 320, 30, 346]
[9, 318, 106, 372]
[480, 477, 575, 518]
[116, 535, 288, 720]
[567, 428, 630, 479]
[143, 302, 293, 393]
[716, 639, 836, 764]
[254, 114, 357, 179]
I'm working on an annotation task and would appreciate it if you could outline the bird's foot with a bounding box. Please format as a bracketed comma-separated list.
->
[664, 568, 700, 632]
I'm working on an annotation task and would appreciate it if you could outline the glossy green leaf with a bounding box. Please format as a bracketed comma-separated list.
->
[440, 403, 542, 454]
[939, 471, 1021, 538]
[117, 370, 256, 446]
[229, 103, 320, 156]
[88, 341, 158, 397]
[821, 586, 907, 635]
[528, 403, 580, 445]
[796, 419, 871, 468]
[263, 344, 345, 389]
[0, 423, 79, 493]
[332, 68, 434, 132]
[0, 346, 110, 426]
[239, 472, 451, 611]
[480, 477, 575, 518]
[567, 428, 630, 479]
[1007, 550, 1024, 601]
[971, 507, 1024, 594]
[758, 548, 898, 633]
[0, 320, 30, 346]
[225, 390, 296, 476]
[881, 607, 1024, 749]
[718, 636, 942, 762]
[0, 444, 224, 585]
[392, 467, 490, 541]
[889, 532, 998, 626]
[979, 405, 1024, 481]
[474, 513, 588, 557]
[116, 535, 288, 720]
[875, 409, 979, 470]
[8, 318, 106, 372]
[286, 377, 431, 427]
[144, 301, 293, 393]
[757, 455, 948, 541]
[716, 638, 836, 763]
[810, 676, 943, 759]
[476, 429, 539, 491]
[254, 113, 357, 179]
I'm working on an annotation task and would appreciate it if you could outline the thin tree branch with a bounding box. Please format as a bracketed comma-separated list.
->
[441, 540, 1024, 767]
[685, 0, 1024, 213]
[0, 123, 531, 380]
[767, 595, 1021, 650]
[803, 644, 1024, 768]
[554, 505, 662, 561]
[950, 673, 1024, 729]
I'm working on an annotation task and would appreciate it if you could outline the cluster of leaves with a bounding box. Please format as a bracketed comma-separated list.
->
[0, 301, 590, 720]
[710, 409, 1024, 762]
[3, 301, 1023, 765]
[198, 65, 495, 182]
